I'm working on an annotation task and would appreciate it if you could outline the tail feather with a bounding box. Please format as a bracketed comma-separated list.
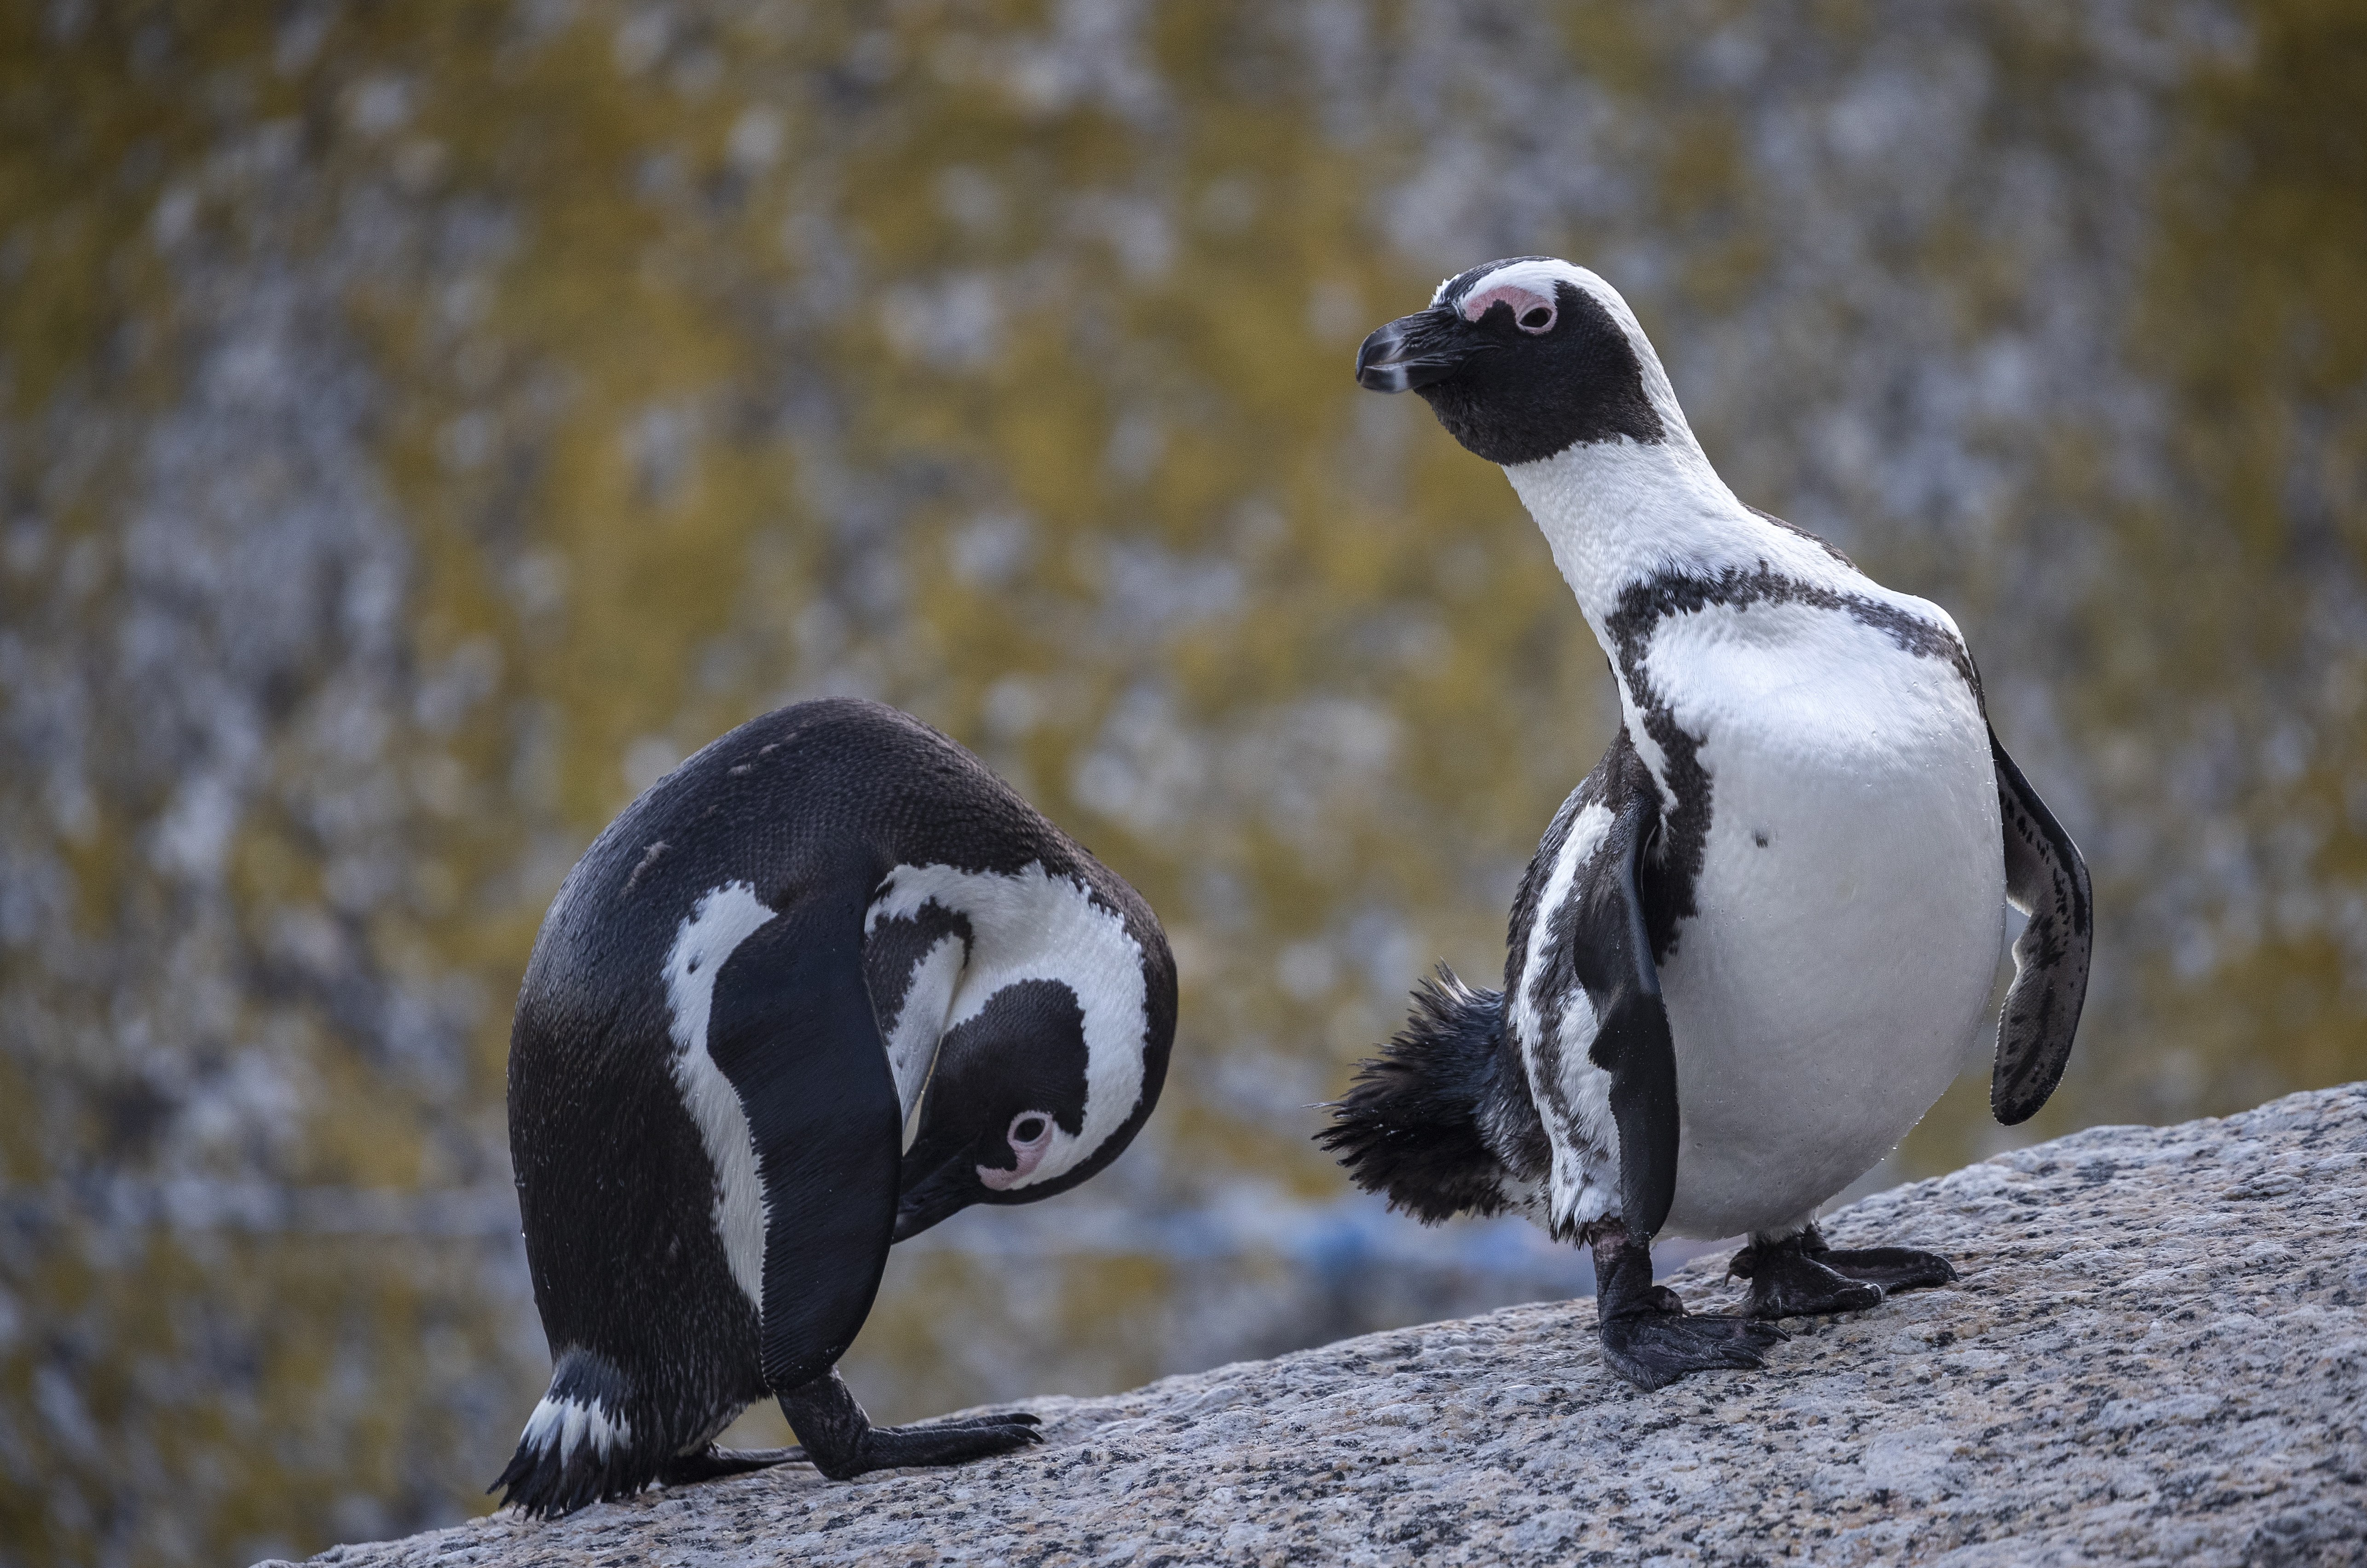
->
[1317, 965, 1516, 1223]
[490, 1349, 652, 1519]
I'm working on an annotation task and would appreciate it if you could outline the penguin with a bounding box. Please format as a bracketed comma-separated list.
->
[1322, 258, 2091, 1390]
[491, 698, 1177, 1516]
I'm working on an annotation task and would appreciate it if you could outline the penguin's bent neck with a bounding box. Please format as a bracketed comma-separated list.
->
[1502, 427, 1855, 660]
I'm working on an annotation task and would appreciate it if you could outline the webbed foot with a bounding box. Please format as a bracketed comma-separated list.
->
[1819, 1244, 1957, 1292]
[1590, 1222, 1787, 1392]
[1730, 1226, 1956, 1320]
[1601, 1303, 1791, 1391]
[780, 1370, 1040, 1481]
[853, 1412, 1042, 1475]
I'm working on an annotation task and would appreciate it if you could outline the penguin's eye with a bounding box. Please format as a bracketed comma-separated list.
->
[978, 1109, 1059, 1191]
[1461, 282, 1558, 335]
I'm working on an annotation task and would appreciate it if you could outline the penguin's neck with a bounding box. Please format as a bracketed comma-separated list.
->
[1501, 428, 1839, 645]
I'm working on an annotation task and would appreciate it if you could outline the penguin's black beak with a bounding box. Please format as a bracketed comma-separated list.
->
[892, 1151, 981, 1242]
[1355, 306, 1478, 393]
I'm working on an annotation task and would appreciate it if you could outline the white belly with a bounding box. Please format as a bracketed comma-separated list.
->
[1636, 602, 2005, 1239]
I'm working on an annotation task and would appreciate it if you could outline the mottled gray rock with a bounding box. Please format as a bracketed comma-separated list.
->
[290, 1086, 2367, 1567]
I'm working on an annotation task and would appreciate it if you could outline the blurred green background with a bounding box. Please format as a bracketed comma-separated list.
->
[2, 1, 2362, 1562]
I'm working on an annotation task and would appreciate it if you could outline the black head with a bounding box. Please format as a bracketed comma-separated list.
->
[890, 934, 1177, 1242]
[1354, 257, 1666, 465]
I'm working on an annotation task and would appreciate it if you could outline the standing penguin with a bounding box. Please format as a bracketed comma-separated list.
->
[492, 698, 1176, 1516]
[1323, 258, 2090, 1390]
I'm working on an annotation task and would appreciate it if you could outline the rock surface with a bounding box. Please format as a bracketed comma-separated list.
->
[290, 1087, 2367, 1567]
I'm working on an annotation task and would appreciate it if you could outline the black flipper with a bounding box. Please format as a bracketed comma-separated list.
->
[1576, 781, 1680, 1240]
[705, 884, 905, 1394]
[1989, 728, 2092, 1125]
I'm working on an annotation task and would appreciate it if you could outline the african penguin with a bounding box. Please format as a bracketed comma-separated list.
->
[1323, 258, 2091, 1390]
[492, 698, 1177, 1516]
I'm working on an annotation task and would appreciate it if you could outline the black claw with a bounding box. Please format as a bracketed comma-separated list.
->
[911, 1410, 1041, 1435]
[1819, 1245, 1958, 1292]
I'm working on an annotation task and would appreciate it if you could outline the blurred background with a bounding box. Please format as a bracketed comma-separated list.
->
[2, 0, 2362, 1562]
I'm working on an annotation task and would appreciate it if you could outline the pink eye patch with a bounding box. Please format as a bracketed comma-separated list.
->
[1461, 282, 1558, 334]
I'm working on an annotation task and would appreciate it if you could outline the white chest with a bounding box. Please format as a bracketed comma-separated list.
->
[1628, 600, 2005, 1237]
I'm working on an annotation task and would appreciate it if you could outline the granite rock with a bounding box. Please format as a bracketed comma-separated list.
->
[283, 1086, 2367, 1567]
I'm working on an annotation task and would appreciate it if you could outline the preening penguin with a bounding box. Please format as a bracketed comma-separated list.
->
[1324, 258, 2091, 1389]
[492, 698, 1175, 1516]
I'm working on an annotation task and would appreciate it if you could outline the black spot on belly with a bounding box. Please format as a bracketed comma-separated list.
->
[1754, 831, 1770, 848]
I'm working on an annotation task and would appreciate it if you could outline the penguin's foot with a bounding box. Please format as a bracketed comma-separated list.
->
[1730, 1226, 1957, 1320]
[846, 1412, 1043, 1476]
[1601, 1302, 1790, 1392]
[1588, 1222, 1787, 1392]
[1818, 1245, 1958, 1292]
[657, 1445, 804, 1488]
[779, 1369, 1042, 1482]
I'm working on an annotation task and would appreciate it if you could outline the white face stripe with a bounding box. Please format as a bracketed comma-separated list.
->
[1433, 257, 1594, 310]
[662, 882, 776, 1306]
[520, 1393, 632, 1462]
[872, 932, 968, 1149]
[867, 861, 1149, 1192]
